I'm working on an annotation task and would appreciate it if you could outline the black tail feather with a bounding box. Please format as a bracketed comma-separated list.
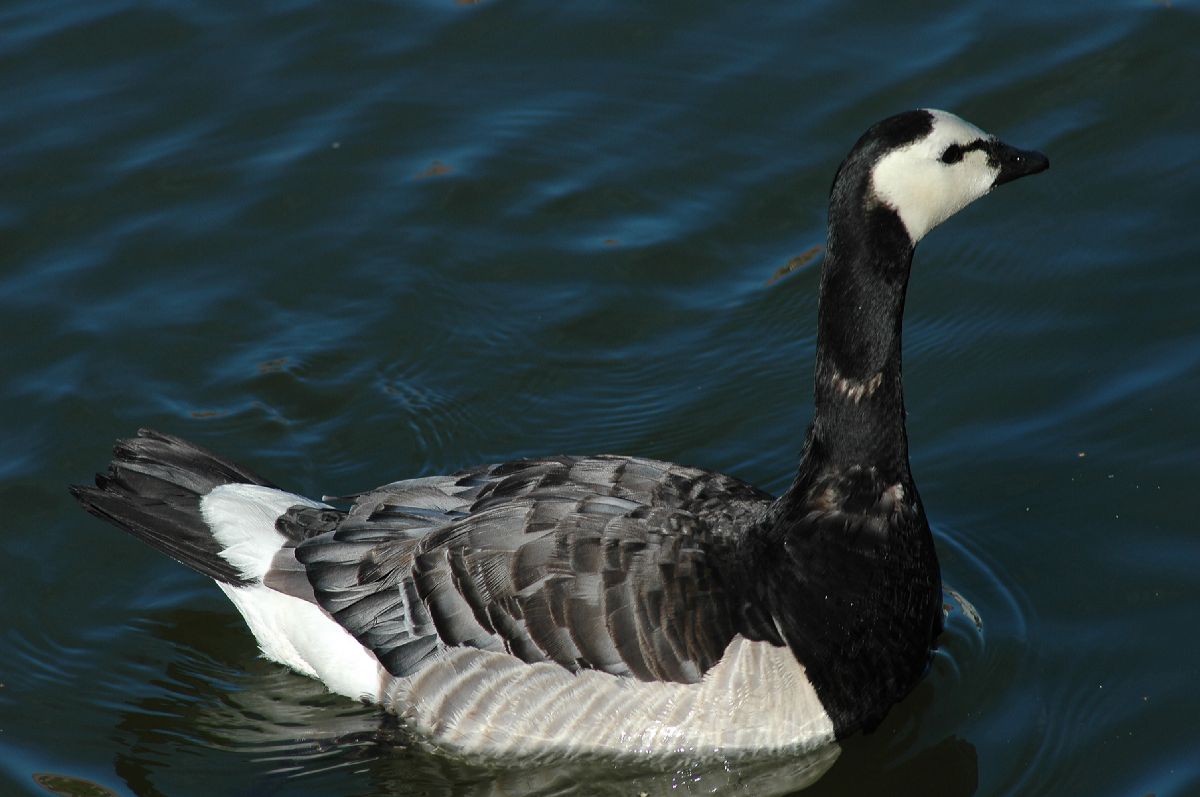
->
[70, 429, 277, 585]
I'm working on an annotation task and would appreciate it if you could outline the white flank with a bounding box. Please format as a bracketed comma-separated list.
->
[871, 109, 999, 243]
[200, 483, 386, 702]
[216, 582, 385, 701]
[385, 635, 837, 762]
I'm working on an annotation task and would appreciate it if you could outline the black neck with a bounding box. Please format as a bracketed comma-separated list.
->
[808, 200, 914, 478]
[733, 116, 945, 739]
[735, 202, 937, 738]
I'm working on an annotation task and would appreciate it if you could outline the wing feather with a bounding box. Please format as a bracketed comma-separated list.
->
[270, 456, 771, 685]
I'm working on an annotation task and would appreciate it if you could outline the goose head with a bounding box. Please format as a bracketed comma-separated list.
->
[812, 110, 1049, 470]
[833, 109, 1050, 245]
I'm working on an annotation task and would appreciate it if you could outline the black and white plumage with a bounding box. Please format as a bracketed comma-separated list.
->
[72, 109, 1047, 779]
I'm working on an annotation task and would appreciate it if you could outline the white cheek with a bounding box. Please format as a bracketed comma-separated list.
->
[871, 154, 940, 242]
[871, 148, 998, 243]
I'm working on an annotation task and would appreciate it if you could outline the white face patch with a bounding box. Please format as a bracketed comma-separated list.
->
[870, 109, 1000, 243]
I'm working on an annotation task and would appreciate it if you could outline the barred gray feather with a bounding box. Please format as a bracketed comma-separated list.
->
[278, 455, 770, 684]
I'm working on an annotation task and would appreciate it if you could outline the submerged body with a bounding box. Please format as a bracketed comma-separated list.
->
[72, 109, 1047, 777]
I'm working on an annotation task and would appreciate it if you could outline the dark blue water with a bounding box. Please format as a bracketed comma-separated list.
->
[3, 2, 1198, 795]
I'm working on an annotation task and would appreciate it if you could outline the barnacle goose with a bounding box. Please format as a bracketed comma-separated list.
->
[72, 109, 1047, 782]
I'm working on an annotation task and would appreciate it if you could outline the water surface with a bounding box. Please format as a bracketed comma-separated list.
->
[2, 2, 1198, 795]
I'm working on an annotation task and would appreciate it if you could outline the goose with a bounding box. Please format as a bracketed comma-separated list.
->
[72, 109, 1047, 778]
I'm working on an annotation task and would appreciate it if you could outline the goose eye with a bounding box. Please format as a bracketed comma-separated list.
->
[940, 144, 965, 164]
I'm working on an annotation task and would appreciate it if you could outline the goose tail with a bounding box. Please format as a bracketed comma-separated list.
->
[71, 429, 385, 699]
[69, 428, 287, 585]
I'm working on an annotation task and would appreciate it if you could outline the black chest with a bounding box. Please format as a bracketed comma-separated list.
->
[744, 468, 944, 738]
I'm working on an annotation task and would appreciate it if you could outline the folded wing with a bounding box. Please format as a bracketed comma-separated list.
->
[267, 455, 773, 685]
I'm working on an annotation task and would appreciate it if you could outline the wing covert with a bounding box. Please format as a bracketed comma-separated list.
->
[283, 455, 771, 684]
